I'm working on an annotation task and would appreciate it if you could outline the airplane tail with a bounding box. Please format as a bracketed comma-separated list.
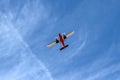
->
[60, 45, 69, 50]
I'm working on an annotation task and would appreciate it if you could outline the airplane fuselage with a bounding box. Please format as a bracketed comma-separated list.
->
[58, 33, 65, 47]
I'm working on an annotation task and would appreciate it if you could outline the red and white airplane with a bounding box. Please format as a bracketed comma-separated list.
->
[47, 31, 74, 50]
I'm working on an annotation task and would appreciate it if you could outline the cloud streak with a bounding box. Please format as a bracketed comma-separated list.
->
[0, 1, 54, 80]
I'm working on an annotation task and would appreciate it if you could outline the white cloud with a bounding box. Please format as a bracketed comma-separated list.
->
[0, 3, 53, 80]
[85, 64, 120, 80]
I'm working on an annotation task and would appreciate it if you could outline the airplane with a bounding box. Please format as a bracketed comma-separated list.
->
[47, 31, 74, 50]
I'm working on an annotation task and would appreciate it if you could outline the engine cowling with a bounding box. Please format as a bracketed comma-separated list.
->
[56, 39, 59, 43]
[63, 34, 67, 39]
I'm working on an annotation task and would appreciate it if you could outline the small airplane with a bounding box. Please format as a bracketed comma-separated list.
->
[47, 31, 74, 50]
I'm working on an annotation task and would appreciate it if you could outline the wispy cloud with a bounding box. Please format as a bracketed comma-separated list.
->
[67, 26, 88, 59]
[85, 64, 120, 80]
[54, 43, 120, 80]
[0, 1, 54, 80]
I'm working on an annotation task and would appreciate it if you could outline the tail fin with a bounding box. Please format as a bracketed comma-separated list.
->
[60, 45, 69, 50]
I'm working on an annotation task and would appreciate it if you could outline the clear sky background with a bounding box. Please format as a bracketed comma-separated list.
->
[0, 0, 120, 80]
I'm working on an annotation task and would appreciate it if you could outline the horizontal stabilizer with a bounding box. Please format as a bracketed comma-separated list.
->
[60, 45, 69, 50]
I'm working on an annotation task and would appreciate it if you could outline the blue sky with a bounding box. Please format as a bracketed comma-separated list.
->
[0, 0, 120, 80]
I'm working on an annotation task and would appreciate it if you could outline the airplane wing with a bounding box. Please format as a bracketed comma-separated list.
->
[47, 31, 74, 47]
[47, 39, 59, 47]
[64, 31, 74, 39]
[47, 41, 56, 47]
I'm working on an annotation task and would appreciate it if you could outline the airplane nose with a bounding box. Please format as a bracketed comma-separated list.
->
[59, 33, 61, 35]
